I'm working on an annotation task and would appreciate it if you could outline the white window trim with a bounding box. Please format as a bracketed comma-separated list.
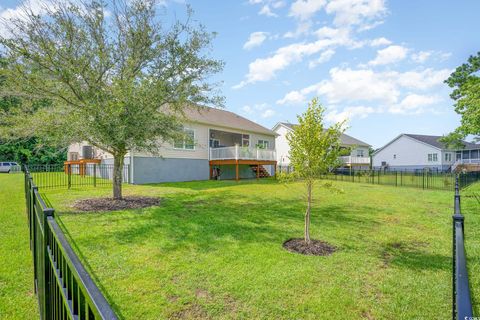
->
[173, 127, 196, 151]
[257, 139, 269, 149]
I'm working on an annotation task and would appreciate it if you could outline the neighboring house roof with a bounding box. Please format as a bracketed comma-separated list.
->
[273, 122, 371, 147]
[185, 107, 276, 136]
[374, 133, 480, 155]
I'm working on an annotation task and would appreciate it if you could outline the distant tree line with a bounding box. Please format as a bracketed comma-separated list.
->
[0, 58, 66, 165]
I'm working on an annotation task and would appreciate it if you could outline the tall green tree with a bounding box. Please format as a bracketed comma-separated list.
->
[442, 52, 480, 146]
[0, 0, 223, 199]
[286, 98, 345, 243]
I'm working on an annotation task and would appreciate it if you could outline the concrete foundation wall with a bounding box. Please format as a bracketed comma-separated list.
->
[132, 157, 209, 184]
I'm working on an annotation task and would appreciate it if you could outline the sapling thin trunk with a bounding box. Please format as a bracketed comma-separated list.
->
[305, 180, 312, 243]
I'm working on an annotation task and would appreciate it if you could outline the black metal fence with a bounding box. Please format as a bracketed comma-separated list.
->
[24, 167, 118, 319]
[316, 169, 480, 191]
[28, 164, 130, 189]
[452, 178, 474, 319]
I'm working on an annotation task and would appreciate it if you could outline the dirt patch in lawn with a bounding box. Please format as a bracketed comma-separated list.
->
[73, 196, 161, 212]
[283, 238, 336, 256]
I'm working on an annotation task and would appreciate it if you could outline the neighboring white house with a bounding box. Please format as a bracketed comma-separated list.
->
[272, 122, 371, 169]
[68, 106, 277, 184]
[372, 134, 480, 172]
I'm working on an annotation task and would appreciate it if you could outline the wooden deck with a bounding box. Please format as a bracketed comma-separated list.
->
[209, 159, 277, 180]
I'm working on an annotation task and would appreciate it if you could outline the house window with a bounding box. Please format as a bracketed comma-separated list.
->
[433, 153, 438, 161]
[209, 139, 220, 148]
[357, 150, 364, 157]
[445, 153, 452, 162]
[257, 140, 269, 149]
[242, 134, 250, 147]
[393, 154, 396, 159]
[174, 128, 195, 150]
[428, 154, 432, 162]
[428, 153, 438, 162]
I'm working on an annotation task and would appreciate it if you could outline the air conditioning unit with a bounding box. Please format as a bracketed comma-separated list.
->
[82, 146, 94, 159]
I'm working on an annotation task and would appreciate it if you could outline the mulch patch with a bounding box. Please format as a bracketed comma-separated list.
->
[73, 196, 161, 212]
[283, 238, 336, 256]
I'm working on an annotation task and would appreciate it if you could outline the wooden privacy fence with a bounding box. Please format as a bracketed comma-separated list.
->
[24, 167, 117, 319]
[318, 169, 480, 191]
[452, 178, 474, 320]
[28, 164, 130, 189]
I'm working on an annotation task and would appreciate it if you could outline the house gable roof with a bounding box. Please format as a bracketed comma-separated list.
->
[185, 107, 275, 136]
[374, 133, 480, 155]
[273, 122, 371, 147]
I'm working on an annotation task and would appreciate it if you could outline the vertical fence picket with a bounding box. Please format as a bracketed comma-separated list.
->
[23, 166, 118, 320]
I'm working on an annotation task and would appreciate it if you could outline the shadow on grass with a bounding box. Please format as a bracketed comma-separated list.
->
[382, 241, 450, 271]
[64, 189, 383, 257]
[142, 178, 278, 191]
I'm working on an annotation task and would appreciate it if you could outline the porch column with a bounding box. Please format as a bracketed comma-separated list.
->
[235, 160, 239, 181]
[257, 164, 260, 179]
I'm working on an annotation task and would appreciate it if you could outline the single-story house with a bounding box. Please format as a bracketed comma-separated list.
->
[67, 106, 277, 184]
[272, 122, 371, 169]
[372, 133, 480, 172]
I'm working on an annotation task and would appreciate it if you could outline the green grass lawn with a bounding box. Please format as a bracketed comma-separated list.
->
[0, 174, 38, 319]
[31, 177, 479, 319]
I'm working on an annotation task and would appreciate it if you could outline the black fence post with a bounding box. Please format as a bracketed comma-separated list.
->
[93, 164, 97, 187]
[67, 164, 72, 189]
[43, 207, 54, 319]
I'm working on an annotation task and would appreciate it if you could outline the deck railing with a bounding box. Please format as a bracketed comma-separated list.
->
[452, 178, 474, 320]
[24, 167, 118, 319]
[210, 145, 276, 161]
[339, 156, 370, 165]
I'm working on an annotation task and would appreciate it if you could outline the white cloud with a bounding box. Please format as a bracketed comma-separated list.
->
[277, 90, 309, 105]
[370, 37, 392, 47]
[325, 106, 376, 123]
[259, 4, 277, 17]
[389, 94, 442, 114]
[243, 32, 269, 50]
[249, 0, 285, 17]
[396, 68, 451, 90]
[368, 45, 408, 66]
[276, 67, 450, 108]
[289, 0, 326, 20]
[309, 49, 335, 68]
[241, 103, 276, 119]
[411, 51, 432, 63]
[234, 39, 337, 88]
[262, 109, 276, 118]
[325, 0, 387, 28]
[284, 21, 312, 38]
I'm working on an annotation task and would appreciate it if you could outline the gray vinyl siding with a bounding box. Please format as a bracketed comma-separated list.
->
[132, 157, 209, 184]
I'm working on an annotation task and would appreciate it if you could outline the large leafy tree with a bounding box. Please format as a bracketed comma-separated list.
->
[0, 0, 223, 199]
[286, 98, 345, 243]
[442, 52, 480, 146]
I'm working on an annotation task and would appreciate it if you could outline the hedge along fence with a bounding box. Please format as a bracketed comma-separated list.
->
[27, 164, 130, 189]
[24, 167, 118, 319]
[317, 169, 480, 191]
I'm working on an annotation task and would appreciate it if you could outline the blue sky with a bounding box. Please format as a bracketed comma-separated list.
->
[1, 0, 480, 148]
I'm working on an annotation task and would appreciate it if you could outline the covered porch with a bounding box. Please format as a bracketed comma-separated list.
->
[208, 129, 276, 180]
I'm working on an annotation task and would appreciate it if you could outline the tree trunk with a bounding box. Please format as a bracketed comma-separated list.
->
[113, 154, 125, 200]
[305, 181, 312, 244]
